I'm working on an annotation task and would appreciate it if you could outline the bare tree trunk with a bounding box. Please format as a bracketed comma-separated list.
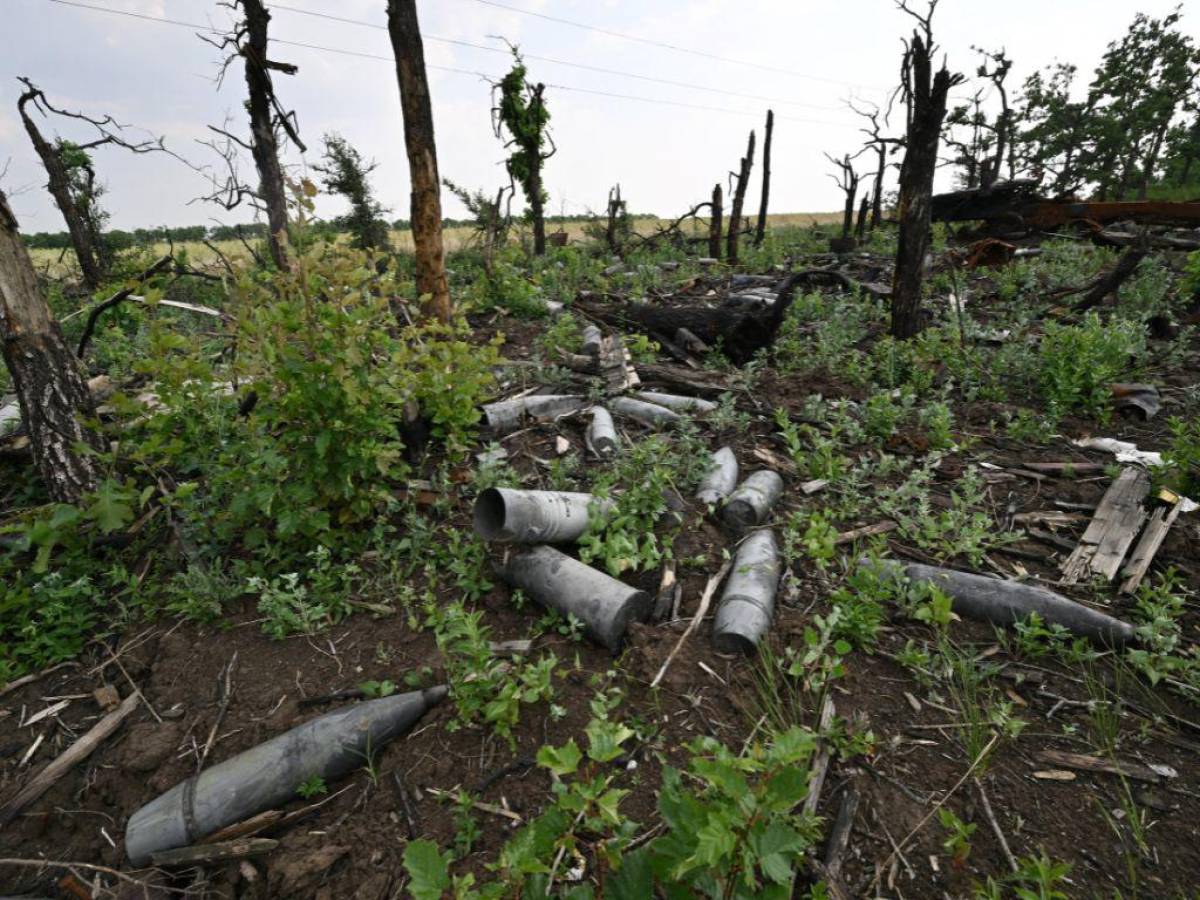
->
[242, 0, 291, 271]
[17, 92, 105, 290]
[892, 34, 958, 340]
[387, 0, 452, 323]
[708, 183, 723, 260]
[726, 130, 756, 265]
[855, 195, 870, 243]
[754, 109, 773, 247]
[0, 189, 104, 503]
[871, 145, 885, 230]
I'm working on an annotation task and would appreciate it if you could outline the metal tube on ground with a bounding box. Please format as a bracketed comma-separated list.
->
[713, 530, 781, 653]
[501, 546, 651, 651]
[586, 406, 619, 459]
[482, 395, 585, 434]
[696, 447, 739, 505]
[867, 558, 1136, 646]
[473, 488, 611, 544]
[631, 391, 718, 414]
[581, 324, 603, 356]
[611, 396, 680, 428]
[124, 686, 447, 866]
[722, 470, 784, 532]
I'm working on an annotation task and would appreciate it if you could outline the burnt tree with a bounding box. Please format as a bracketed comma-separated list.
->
[827, 153, 861, 242]
[492, 48, 555, 257]
[726, 130, 756, 265]
[754, 109, 774, 246]
[0, 189, 104, 502]
[891, 1, 962, 339]
[976, 48, 1014, 189]
[17, 78, 167, 290]
[851, 101, 896, 231]
[855, 194, 871, 243]
[201, 0, 305, 271]
[387, 0, 452, 322]
[709, 183, 724, 260]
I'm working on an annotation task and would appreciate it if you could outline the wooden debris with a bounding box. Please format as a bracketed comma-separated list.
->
[1035, 749, 1174, 783]
[1033, 770, 1077, 782]
[802, 696, 837, 817]
[150, 837, 278, 867]
[21, 699, 70, 727]
[650, 560, 733, 689]
[652, 560, 677, 622]
[425, 787, 522, 822]
[0, 692, 138, 827]
[490, 639, 534, 656]
[822, 782, 861, 881]
[1060, 467, 1150, 584]
[92, 685, 120, 711]
[1119, 497, 1185, 595]
[1020, 462, 1105, 476]
[835, 520, 898, 546]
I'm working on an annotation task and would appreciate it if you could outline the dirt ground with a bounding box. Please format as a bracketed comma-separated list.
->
[3, 252, 1200, 899]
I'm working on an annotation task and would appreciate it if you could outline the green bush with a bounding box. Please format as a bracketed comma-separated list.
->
[1038, 313, 1145, 419]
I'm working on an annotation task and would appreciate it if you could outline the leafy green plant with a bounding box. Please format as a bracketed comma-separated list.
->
[938, 808, 976, 870]
[359, 679, 396, 699]
[296, 775, 328, 799]
[1038, 313, 1145, 419]
[249, 546, 354, 639]
[1163, 416, 1200, 496]
[649, 727, 822, 898]
[429, 599, 557, 746]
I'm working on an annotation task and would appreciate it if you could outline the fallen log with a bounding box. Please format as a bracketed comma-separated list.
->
[579, 269, 853, 365]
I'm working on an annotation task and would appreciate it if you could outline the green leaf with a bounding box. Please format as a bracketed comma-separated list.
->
[401, 839, 452, 900]
[604, 846, 654, 900]
[536, 739, 582, 777]
[87, 480, 134, 534]
[585, 718, 634, 763]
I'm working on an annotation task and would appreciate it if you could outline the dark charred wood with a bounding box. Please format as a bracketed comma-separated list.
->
[1073, 244, 1149, 312]
[754, 110, 773, 247]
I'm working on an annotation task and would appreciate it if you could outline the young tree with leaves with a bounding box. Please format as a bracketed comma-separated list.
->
[493, 48, 555, 256]
[316, 133, 390, 251]
[387, 0, 452, 322]
[0, 188, 104, 502]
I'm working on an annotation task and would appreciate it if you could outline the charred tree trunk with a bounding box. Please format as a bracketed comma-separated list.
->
[0, 189, 104, 503]
[754, 109, 773, 247]
[17, 91, 105, 290]
[387, 0, 452, 323]
[892, 34, 958, 340]
[726, 130, 756, 265]
[242, 0, 292, 271]
[855, 195, 870, 243]
[871, 144, 885, 230]
[709, 183, 723, 260]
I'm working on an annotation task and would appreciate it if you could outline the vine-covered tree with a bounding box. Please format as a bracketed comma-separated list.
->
[387, 0, 452, 322]
[0, 188, 105, 502]
[316, 133, 390, 251]
[493, 48, 555, 256]
[200, 0, 305, 270]
[16, 78, 167, 290]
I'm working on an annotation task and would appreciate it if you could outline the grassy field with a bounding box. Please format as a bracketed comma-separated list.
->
[27, 212, 843, 277]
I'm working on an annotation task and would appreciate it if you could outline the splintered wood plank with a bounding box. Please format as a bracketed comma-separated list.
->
[1060, 467, 1150, 584]
[597, 335, 639, 392]
[1119, 499, 1184, 595]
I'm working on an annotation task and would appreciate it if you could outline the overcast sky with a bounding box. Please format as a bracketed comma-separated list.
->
[2, 0, 1196, 232]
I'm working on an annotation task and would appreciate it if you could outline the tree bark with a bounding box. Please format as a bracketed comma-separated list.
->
[726, 130, 755, 265]
[0, 189, 104, 503]
[892, 35, 956, 340]
[387, 0, 452, 323]
[708, 183, 723, 260]
[855, 195, 870, 243]
[17, 91, 105, 290]
[871, 144, 885, 230]
[754, 110, 773, 246]
[242, 0, 291, 271]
